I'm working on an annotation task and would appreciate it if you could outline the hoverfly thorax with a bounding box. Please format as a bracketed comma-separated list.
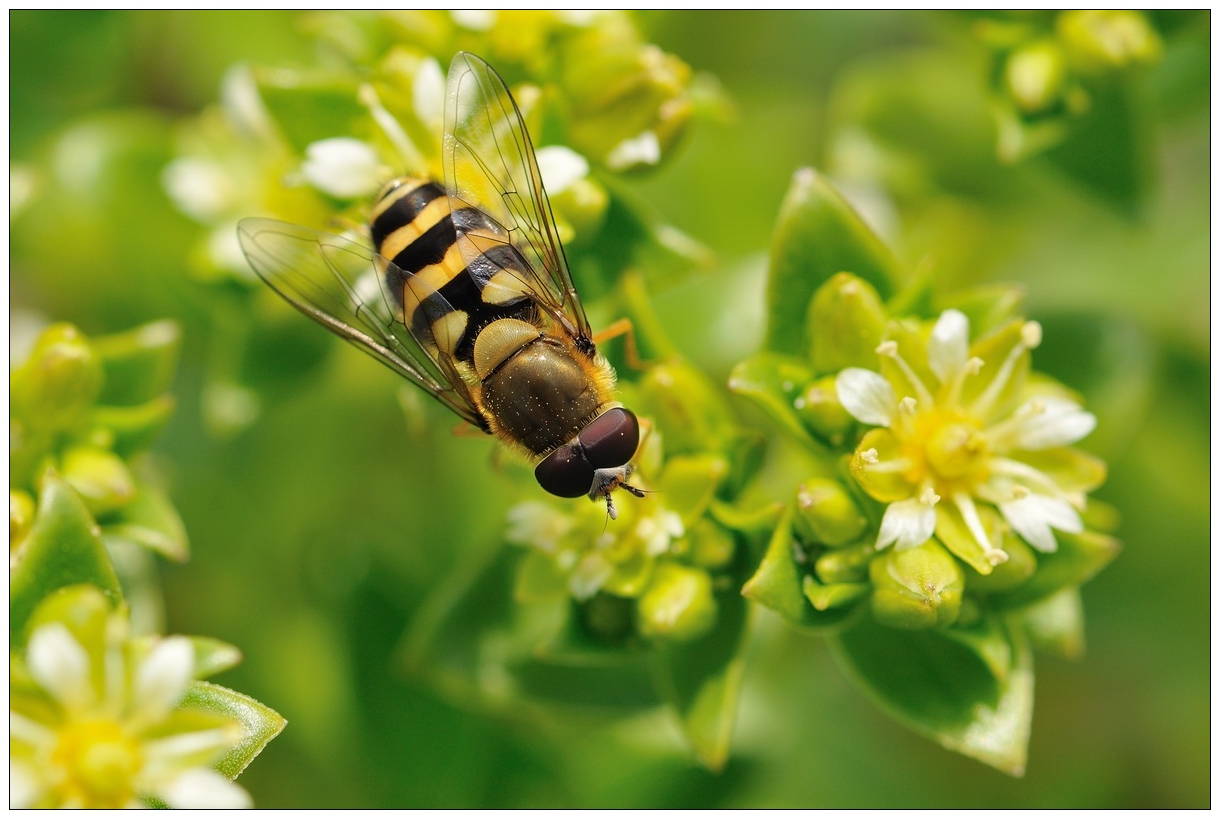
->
[237, 53, 644, 516]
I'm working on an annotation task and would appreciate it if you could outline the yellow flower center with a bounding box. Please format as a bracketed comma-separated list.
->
[900, 409, 991, 492]
[51, 718, 143, 808]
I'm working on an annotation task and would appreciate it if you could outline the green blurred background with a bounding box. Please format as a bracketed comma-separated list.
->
[10, 10, 1209, 807]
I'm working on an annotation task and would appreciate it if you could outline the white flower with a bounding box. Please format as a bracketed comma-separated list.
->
[10, 622, 250, 809]
[300, 138, 386, 200]
[535, 146, 590, 195]
[412, 58, 445, 133]
[506, 481, 681, 600]
[605, 130, 661, 171]
[835, 309, 1105, 570]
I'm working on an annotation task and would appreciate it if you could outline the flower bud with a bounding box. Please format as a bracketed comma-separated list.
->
[60, 446, 137, 517]
[794, 375, 856, 447]
[808, 273, 888, 375]
[637, 360, 735, 456]
[637, 562, 717, 642]
[687, 518, 736, 570]
[802, 575, 869, 612]
[795, 478, 868, 547]
[559, 26, 693, 171]
[869, 539, 964, 629]
[814, 540, 875, 584]
[11, 324, 103, 433]
[1005, 40, 1067, 115]
[1057, 10, 1162, 74]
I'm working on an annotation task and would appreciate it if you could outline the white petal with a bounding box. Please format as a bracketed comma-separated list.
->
[26, 623, 93, 709]
[876, 498, 936, 551]
[1009, 397, 1097, 450]
[505, 502, 571, 553]
[132, 636, 194, 719]
[535, 146, 589, 195]
[301, 138, 383, 199]
[999, 494, 1083, 553]
[927, 309, 969, 384]
[158, 768, 253, 810]
[9, 761, 42, 809]
[605, 131, 661, 171]
[835, 368, 896, 426]
[143, 727, 241, 768]
[569, 553, 613, 601]
[412, 57, 445, 129]
[450, 9, 496, 30]
[161, 158, 233, 223]
[637, 511, 684, 557]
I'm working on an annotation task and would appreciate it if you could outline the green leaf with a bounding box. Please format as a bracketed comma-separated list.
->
[651, 584, 751, 771]
[89, 396, 176, 458]
[657, 454, 728, 526]
[935, 284, 1027, 339]
[1016, 585, 1085, 660]
[741, 504, 858, 631]
[802, 575, 869, 611]
[91, 320, 181, 406]
[764, 167, 901, 357]
[180, 681, 287, 779]
[636, 358, 737, 457]
[513, 550, 569, 604]
[728, 352, 823, 453]
[105, 478, 190, 562]
[939, 615, 1014, 683]
[828, 614, 1034, 776]
[11, 472, 122, 646]
[1044, 81, 1153, 216]
[708, 499, 784, 537]
[989, 529, 1120, 609]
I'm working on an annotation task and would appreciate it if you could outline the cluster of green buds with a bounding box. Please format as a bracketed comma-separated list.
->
[972, 10, 1163, 161]
[11, 321, 189, 575]
[729, 168, 1119, 774]
[10, 320, 286, 806]
[508, 358, 762, 645]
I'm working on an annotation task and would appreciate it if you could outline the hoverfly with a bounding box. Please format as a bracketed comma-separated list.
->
[238, 52, 644, 518]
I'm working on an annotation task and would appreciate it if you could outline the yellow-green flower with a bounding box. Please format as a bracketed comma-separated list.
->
[835, 309, 1104, 571]
[10, 620, 249, 809]
[507, 491, 684, 602]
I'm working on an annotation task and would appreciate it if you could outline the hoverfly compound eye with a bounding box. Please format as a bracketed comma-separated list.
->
[578, 408, 640, 469]
[534, 443, 596, 498]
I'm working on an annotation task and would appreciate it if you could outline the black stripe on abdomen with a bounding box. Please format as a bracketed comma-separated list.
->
[387, 215, 456, 275]
[410, 244, 537, 363]
[370, 181, 446, 249]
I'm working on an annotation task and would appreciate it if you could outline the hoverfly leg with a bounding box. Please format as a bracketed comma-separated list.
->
[592, 318, 646, 371]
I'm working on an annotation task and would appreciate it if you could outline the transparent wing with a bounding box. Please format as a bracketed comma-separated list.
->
[443, 51, 592, 342]
[237, 217, 486, 430]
